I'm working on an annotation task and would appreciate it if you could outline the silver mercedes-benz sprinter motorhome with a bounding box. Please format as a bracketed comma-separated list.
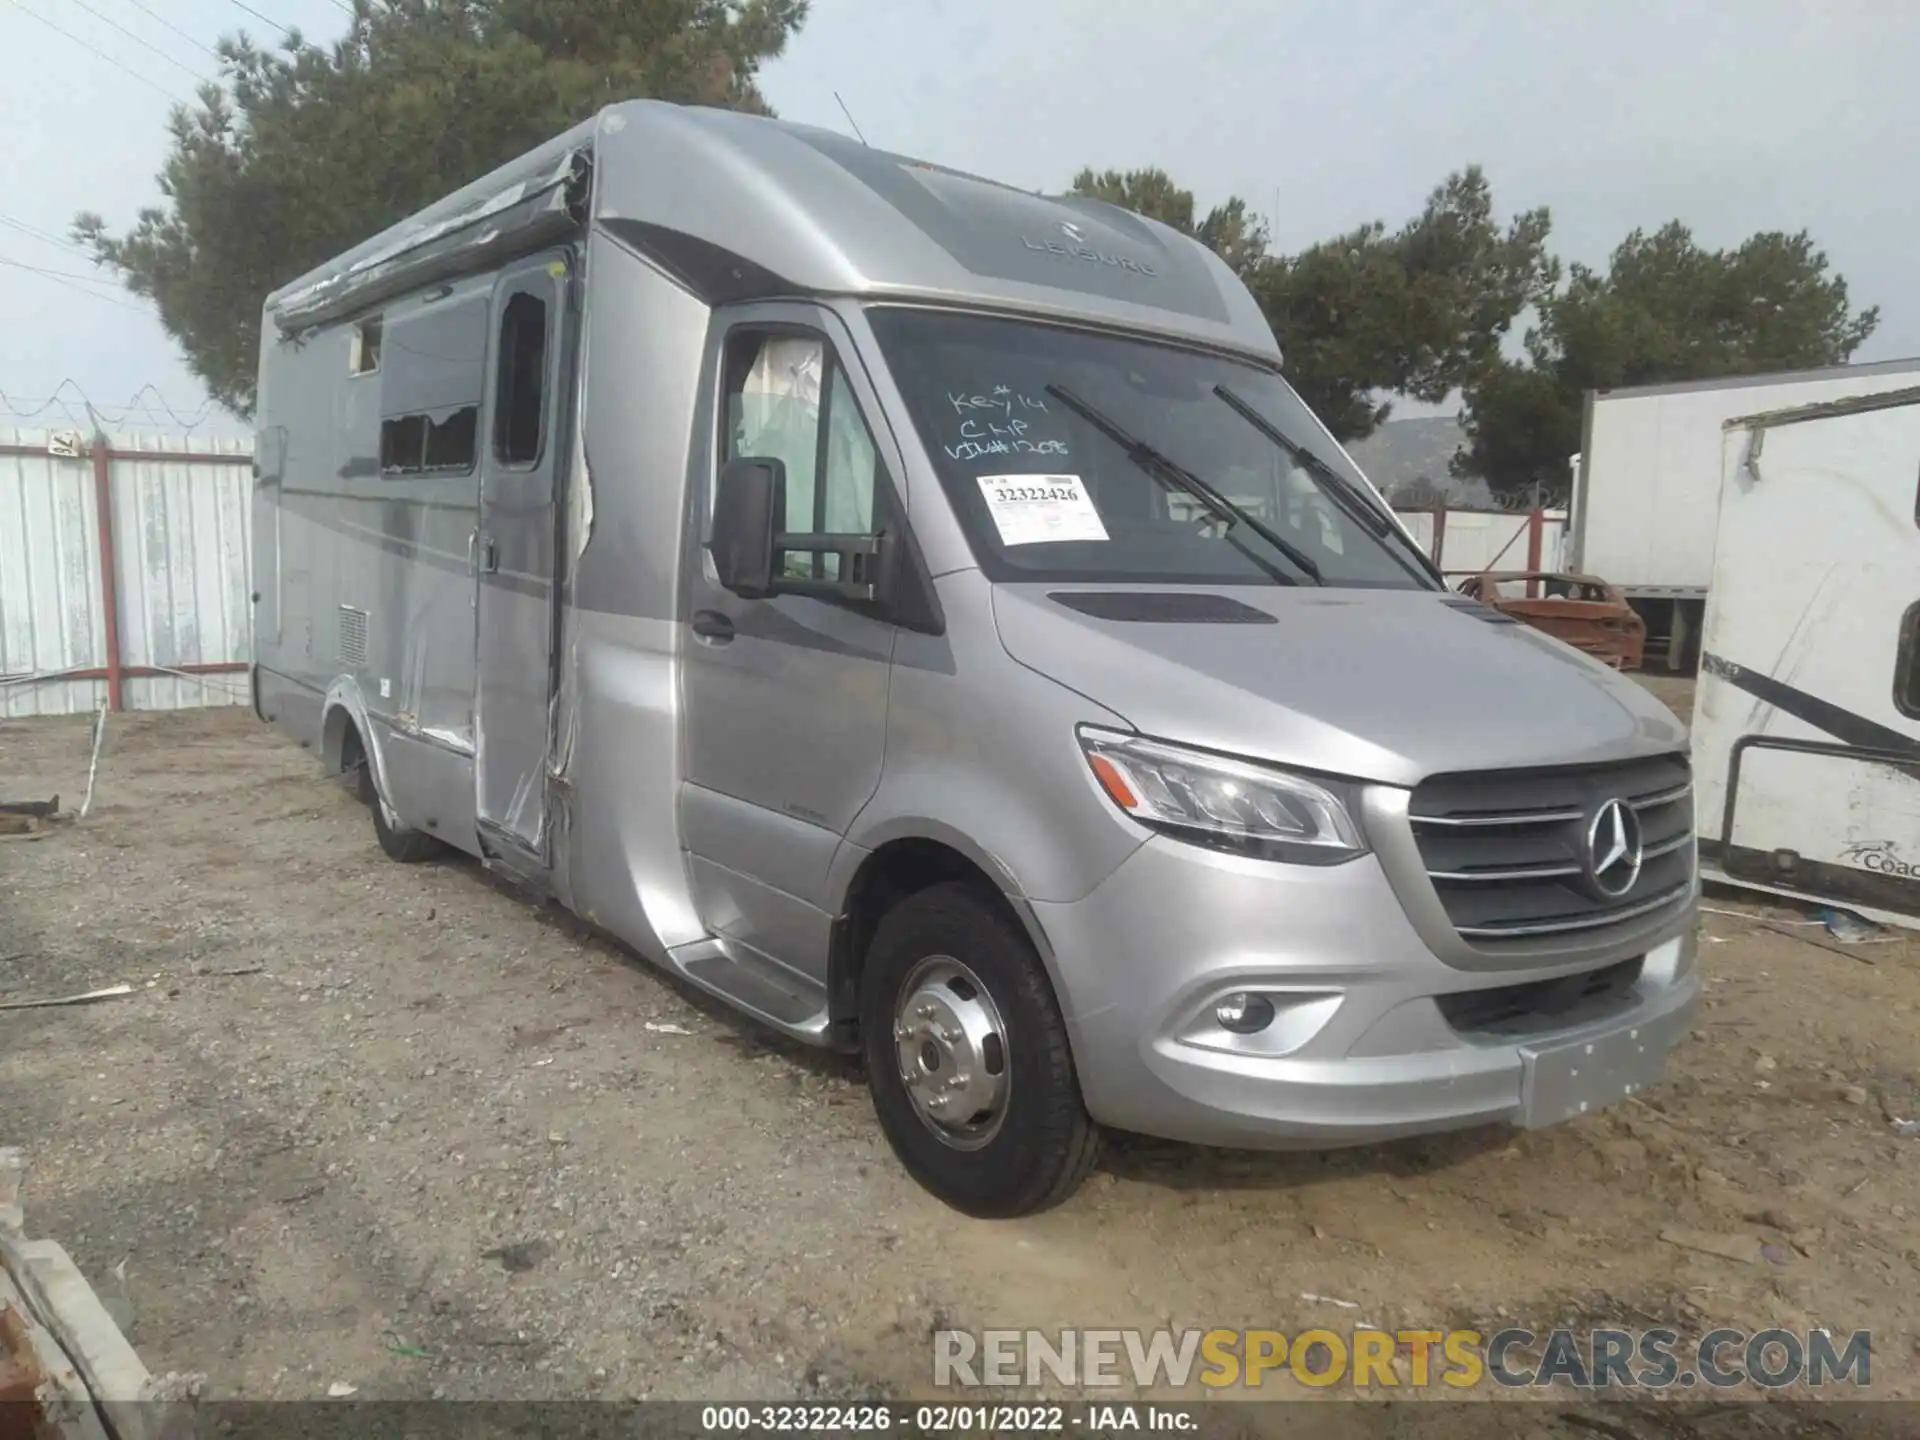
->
[252, 100, 1700, 1216]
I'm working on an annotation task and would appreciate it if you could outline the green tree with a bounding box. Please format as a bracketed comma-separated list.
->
[1457, 223, 1880, 498]
[1069, 166, 1555, 442]
[1255, 171, 1556, 440]
[75, 0, 807, 416]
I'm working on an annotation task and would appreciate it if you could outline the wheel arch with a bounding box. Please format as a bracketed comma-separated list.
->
[825, 820, 1063, 1049]
[319, 677, 389, 799]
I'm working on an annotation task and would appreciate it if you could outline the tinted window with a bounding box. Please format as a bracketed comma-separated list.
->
[374, 293, 486, 477]
[722, 330, 885, 580]
[380, 406, 477, 477]
[422, 407, 477, 471]
[379, 299, 486, 414]
[494, 291, 548, 465]
[868, 308, 1433, 590]
[380, 414, 425, 473]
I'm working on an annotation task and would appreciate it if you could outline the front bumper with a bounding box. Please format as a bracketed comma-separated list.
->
[1031, 834, 1700, 1150]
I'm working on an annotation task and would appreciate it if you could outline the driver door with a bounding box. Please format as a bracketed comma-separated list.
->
[678, 308, 904, 981]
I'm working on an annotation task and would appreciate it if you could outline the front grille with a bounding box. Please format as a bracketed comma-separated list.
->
[1409, 754, 1693, 942]
[1436, 956, 1644, 1038]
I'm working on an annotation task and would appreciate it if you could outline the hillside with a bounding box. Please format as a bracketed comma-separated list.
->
[1343, 414, 1491, 504]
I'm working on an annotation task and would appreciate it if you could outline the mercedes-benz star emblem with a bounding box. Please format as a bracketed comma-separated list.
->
[1060, 221, 1086, 243]
[1584, 798, 1644, 899]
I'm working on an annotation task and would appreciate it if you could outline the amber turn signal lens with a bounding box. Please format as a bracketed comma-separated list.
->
[1087, 752, 1139, 810]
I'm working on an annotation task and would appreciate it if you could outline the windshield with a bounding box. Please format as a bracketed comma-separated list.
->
[867, 308, 1436, 590]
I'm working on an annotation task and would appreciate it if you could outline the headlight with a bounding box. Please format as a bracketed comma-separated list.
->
[1077, 726, 1366, 864]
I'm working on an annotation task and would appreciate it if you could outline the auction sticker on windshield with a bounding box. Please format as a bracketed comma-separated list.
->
[977, 473, 1109, 546]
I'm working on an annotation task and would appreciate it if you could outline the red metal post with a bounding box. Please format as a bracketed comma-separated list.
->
[90, 434, 125, 712]
[1524, 507, 1544, 599]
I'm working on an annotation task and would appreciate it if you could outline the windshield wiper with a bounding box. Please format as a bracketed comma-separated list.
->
[1043, 384, 1322, 586]
[1212, 384, 1444, 590]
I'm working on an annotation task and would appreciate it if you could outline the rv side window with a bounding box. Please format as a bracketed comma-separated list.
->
[379, 407, 477, 477]
[380, 415, 426, 473]
[494, 291, 548, 465]
[1897, 603, 1920, 721]
[423, 407, 477, 471]
[721, 329, 882, 579]
[350, 318, 382, 376]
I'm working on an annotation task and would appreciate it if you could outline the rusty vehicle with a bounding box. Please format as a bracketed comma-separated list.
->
[1456, 570, 1647, 670]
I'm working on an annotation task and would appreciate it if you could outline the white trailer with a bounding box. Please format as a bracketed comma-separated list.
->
[1569, 357, 1920, 671]
[1693, 384, 1920, 929]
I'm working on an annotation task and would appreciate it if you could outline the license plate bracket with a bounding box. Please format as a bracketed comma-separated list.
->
[1518, 1021, 1669, 1128]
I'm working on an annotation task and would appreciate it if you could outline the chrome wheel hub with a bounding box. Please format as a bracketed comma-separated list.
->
[893, 955, 1009, 1150]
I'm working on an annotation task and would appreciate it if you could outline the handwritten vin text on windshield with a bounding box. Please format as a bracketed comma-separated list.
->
[944, 387, 1071, 463]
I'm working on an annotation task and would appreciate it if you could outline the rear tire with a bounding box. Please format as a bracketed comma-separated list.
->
[343, 724, 442, 864]
[860, 881, 1101, 1216]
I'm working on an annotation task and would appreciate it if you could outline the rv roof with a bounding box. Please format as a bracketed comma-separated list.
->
[266, 100, 1280, 365]
[1588, 353, 1920, 403]
[1724, 382, 1920, 432]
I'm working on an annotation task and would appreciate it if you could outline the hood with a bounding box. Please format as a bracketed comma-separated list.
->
[989, 584, 1688, 788]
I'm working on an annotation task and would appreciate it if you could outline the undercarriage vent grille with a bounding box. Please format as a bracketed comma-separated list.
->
[1409, 753, 1694, 942]
[337, 605, 369, 669]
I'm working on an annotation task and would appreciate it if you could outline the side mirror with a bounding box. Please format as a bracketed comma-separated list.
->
[710, 454, 890, 605]
[711, 456, 782, 598]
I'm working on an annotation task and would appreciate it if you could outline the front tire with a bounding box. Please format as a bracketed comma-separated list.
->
[860, 882, 1100, 1216]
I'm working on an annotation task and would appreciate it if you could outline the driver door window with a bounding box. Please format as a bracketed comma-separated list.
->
[723, 330, 883, 580]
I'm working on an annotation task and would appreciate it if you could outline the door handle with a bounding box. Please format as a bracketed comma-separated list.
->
[468, 530, 498, 575]
[691, 610, 735, 642]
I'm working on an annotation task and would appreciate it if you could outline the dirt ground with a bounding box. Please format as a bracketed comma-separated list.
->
[4, 674, 1919, 1430]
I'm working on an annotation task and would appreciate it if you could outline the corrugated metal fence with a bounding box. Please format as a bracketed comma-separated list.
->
[1397, 505, 1569, 577]
[0, 427, 253, 717]
[0, 429, 1578, 720]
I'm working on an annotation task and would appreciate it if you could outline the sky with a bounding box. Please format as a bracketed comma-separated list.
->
[0, 0, 1914, 438]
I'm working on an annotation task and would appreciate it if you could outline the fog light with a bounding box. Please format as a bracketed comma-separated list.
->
[1214, 992, 1276, 1034]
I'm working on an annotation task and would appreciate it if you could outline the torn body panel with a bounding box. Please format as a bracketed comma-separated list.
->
[270, 143, 591, 335]
[470, 251, 577, 864]
[545, 291, 597, 910]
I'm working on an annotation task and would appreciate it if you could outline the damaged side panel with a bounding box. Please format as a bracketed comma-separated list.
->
[544, 320, 596, 912]
[472, 252, 579, 864]
[269, 137, 596, 335]
[555, 232, 714, 955]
